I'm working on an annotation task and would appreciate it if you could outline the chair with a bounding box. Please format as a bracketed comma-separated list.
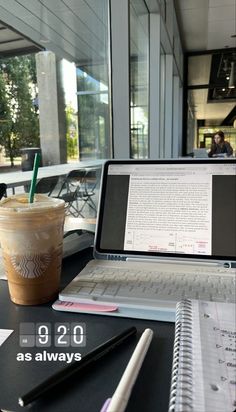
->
[0, 183, 7, 200]
[57, 169, 87, 217]
[57, 168, 100, 218]
[35, 176, 60, 196]
[79, 169, 98, 215]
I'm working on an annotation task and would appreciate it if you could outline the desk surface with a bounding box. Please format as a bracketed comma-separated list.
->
[0, 249, 174, 412]
[1, 160, 104, 188]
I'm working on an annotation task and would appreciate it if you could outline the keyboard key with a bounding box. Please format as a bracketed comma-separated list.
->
[104, 285, 119, 296]
[74, 281, 96, 288]
[78, 287, 94, 295]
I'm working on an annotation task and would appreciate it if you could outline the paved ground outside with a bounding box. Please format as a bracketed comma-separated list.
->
[0, 165, 21, 173]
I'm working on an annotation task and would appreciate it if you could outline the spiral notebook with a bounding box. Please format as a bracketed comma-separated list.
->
[169, 299, 236, 412]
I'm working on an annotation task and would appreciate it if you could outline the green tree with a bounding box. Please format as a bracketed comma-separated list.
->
[0, 55, 39, 166]
[0, 73, 12, 159]
[77, 70, 110, 159]
[65, 104, 78, 159]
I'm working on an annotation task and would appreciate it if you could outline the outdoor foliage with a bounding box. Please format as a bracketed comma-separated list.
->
[0, 55, 39, 166]
[77, 69, 109, 159]
[0, 74, 11, 157]
[66, 104, 78, 159]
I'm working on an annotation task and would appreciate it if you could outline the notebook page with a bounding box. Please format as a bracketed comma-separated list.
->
[0, 329, 14, 346]
[191, 301, 205, 411]
[194, 300, 236, 412]
[169, 300, 236, 412]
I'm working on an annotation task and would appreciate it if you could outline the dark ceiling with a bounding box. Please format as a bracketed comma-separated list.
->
[209, 49, 236, 126]
[0, 21, 42, 57]
[188, 47, 236, 126]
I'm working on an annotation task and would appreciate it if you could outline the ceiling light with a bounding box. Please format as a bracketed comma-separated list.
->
[39, 38, 50, 44]
[228, 62, 235, 88]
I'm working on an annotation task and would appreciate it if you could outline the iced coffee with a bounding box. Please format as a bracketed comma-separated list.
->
[0, 194, 65, 305]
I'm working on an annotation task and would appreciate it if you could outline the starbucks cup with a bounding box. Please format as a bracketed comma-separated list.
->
[0, 194, 65, 305]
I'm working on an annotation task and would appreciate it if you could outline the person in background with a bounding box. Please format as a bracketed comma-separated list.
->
[208, 130, 233, 157]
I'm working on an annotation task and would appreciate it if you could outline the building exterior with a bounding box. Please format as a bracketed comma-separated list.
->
[0, 1, 235, 164]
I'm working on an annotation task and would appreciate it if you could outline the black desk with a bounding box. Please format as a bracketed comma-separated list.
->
[0, 249, 175, 412]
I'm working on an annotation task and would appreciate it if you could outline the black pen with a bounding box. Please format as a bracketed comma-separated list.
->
[18, 326, 137, 407]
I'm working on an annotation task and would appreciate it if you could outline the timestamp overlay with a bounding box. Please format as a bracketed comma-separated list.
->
[17, 322, 86, 363]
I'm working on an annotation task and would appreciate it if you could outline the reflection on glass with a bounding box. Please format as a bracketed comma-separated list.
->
[160, 48, 166, 157]
[76, 0, 111, 160]
[159, 0, 166, 20]
[130, 0, 149, 159]
[187, 51, 236, 156]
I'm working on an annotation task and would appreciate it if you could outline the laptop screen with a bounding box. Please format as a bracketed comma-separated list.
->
[95, 159, 236, 261]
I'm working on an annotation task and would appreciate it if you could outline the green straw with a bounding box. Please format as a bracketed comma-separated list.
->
[28, 153, 41, 203]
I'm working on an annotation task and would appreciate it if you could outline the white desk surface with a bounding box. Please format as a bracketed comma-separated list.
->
[1, 159, 104, 188]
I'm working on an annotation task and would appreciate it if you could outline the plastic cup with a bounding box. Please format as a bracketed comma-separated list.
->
[0, 194, 65, 305]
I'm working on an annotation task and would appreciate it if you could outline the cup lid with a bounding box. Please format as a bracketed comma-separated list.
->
[0, 194, 65, 214]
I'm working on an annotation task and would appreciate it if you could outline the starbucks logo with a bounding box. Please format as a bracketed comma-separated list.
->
[11, 253, 51, 278]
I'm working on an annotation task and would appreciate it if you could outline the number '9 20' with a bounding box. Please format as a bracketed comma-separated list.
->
[19, 322, 86, 347]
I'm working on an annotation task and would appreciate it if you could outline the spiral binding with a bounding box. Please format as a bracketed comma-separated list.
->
[168, 299, 194, 412]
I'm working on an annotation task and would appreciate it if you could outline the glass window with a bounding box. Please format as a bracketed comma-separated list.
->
[76, 0, 111, 160]
[130, 0, 149, 159]
[186, 50, 236, 155]
[159, 0, 166, 21]
[159, 48, 166, 158]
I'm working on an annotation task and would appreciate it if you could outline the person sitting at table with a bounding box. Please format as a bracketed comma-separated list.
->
[208, 130, 233, 157]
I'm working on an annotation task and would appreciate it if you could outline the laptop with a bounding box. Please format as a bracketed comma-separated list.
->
[53, 159, 236, 322]
[193, 148, 209, 158]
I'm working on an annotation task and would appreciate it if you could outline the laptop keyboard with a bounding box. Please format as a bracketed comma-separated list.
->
[61, 264, 236, 304]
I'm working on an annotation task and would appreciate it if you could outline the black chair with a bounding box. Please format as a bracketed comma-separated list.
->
[57, 169, 87, 217]
[79, 169, 98, 215]
[0, 183, 7, 200]
[35, 176, 60, 196]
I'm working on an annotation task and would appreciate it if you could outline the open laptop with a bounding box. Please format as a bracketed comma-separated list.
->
[193, 148, 209, 158]
[53, 159, 236, 322]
